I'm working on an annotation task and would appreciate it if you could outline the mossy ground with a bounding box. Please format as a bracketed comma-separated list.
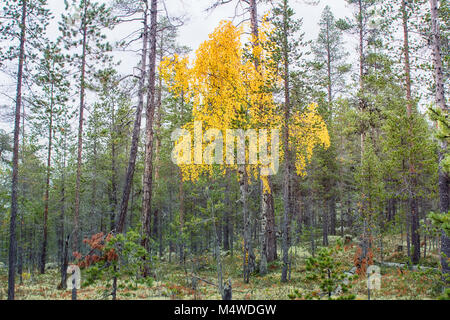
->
[0, 235, 445, 300]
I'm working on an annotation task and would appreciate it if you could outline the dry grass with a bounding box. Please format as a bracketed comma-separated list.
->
[0, 234, 444, 300]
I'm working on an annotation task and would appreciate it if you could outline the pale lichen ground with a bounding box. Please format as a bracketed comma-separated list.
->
[0, 235, 444, 300]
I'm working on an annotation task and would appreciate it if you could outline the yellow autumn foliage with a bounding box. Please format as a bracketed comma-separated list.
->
[160, 19, 330, 183]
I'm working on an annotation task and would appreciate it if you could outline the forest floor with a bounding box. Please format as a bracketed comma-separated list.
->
[0, 235, 445, 300]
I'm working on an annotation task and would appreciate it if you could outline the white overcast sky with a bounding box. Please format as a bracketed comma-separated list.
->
[170, 0, 352, 53]
[53, 0, 355, 75]
[0, 0, 355, 133]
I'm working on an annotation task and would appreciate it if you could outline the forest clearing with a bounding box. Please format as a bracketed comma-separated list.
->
[0, 0, 449, 303]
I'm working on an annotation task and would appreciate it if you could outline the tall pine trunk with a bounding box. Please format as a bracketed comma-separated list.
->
[248, 0, 273, 275]
[58, 134, 67, 289]
[8, 0, 27, 300]
[323, 202, 329, 246]
[240, 165, 251, 283]
[178, 168, 184, 263]
[356, 0, 370, 269]
[116, 1, 149, 233]
[141, 0, 158, 275]
[109, 106, 118, 231]
[152, 32, 164, 241]
[281, 7, 291, 282]
[402, 0, 420, 264]
[40, 82, 54, 274]
[430, 0, 450, 277]
[73, 0, 88, 251]
[223, 169, 231, 251]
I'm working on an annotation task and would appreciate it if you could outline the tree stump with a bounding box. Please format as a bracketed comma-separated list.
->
[71, 270, 77, 300]
[344, 235, 352, 244]
[222, 279, 232, 300]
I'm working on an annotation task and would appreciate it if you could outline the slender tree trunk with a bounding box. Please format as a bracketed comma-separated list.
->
[323, 202, 329, 246]
[410, 197, 420, 263]
[58, 136, 67, 289]
[356, 0, 370, 270]
[223, 169, 231, 251]
[260, 177, 271, 275]
[402, 0, 420, 264]
[329, 195, 336, 236]
[325, 12, 337, 238]
[73, 0, 88, 252]
[281, 4, 291, 282]
[430, 0, 450, 277]
[248, 0, 276, 272]
[141, 0, 158, 270]
[358, 0, 365, 160]
[8, 0, 27, 300]
[309, 197, 315, 256]
[17, 229, 22, 285]
[152, 40, 163, 241]
[177, 92, 186, 263]
[266, 195, 277, 261]
[18, 89, 26, 283]
[91, 135, 99, 232]
[109, 106, 118, 232]
[240, 165, 251, 283]
[326, 18, 332, 106]
[40, 82, 54, 274]
[116, 1, 148, 233]
[179, 168, 184, 263]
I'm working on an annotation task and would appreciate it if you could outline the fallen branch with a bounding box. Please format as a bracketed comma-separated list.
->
[375, 261, 438, 272]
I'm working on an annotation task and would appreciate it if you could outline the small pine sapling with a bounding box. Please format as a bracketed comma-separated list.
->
[303, 241, 356, 300]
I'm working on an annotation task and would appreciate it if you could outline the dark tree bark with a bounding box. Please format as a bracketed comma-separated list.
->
[8, 0, 27, 300]
[91, 129, 99, 233]
[223, 169, 231, 251]
[266, 195, 277, 262]
[248, 0, 276, 274]
[39, 82, 54, 274]
[281, 4, 292, 282]
[410, 197, 420, 263]
[329, 195, 336, 236]
[355, 0, 371, 270]
[57, 139, 67, 289]
[323, 203, 329, 246]
[240, 165, 252, 283]
[401, 0, 420, 264]
[18, 92, 26, 283]
[152, 38, 163, 241]
[58, 235, 69, 290]
[116, 0, 149, 233]
[141, 0, 158, 268]
[358, 0, 366, 160]
[109, 105, 118, 232]
[430, 0, 450, 277]
[73, 0, 89, 252]
[178, 94, 185, 263]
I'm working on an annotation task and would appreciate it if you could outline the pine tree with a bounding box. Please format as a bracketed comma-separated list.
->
[59, 0, 115, 251]
[312, 5, 350, 239]
[267, 0, 306, 283]
[429, 0, 450, 279]
[31, 43, 70, 274]
[115, 0, 149, 234]
[0, 0, 50, 300]
[141, 0, 158, 277]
